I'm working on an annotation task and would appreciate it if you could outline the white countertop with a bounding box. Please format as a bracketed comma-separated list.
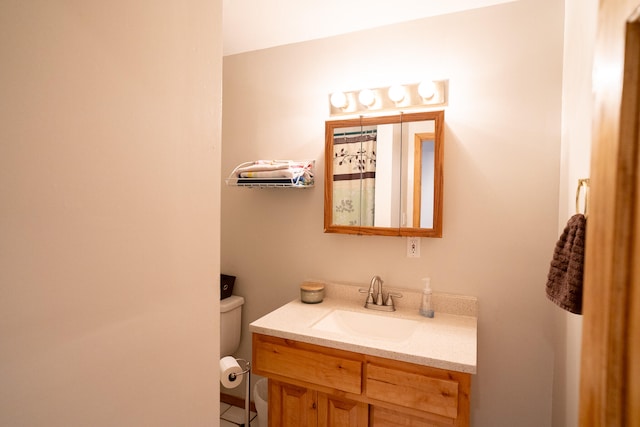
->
[249, 282, 477, 374]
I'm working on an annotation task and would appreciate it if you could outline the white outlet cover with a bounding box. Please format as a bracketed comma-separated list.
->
[407, 237, 420, 258]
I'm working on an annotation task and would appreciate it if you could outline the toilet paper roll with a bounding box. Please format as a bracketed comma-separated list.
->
[220, 356, 243, 389]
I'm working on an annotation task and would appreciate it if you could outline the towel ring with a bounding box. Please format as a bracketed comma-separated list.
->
[575, 178, 590, 217]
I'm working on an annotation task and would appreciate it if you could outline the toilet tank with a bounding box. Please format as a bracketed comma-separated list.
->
[220, 295, 244, 357]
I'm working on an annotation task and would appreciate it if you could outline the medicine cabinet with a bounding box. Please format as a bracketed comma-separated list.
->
[324, 111, 444, 237]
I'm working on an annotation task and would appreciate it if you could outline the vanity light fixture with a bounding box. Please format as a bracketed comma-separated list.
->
[358, 88, 376, 107]
[328, 79, 448, 116]
[418, 81, 436, 100]
[388, 85, 406, 103]
[330, 91, 349, 109]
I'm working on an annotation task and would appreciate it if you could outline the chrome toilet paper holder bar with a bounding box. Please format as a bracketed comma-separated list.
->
[226, 358, 251, 382]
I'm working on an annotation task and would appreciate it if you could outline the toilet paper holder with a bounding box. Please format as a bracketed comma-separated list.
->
[225, 358, 252, 427]
[226, 357, 251, 383]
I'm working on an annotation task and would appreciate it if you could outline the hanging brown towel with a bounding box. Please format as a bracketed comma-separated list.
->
[546, 213, 587, 314]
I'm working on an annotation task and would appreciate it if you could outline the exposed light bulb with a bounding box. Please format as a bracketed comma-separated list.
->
[358, 89, 376, 107]
[388, 85, 405, 103]
[330, 91, 348, 109]
[418, 81, 436, 99]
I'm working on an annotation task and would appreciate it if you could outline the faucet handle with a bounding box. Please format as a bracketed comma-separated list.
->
[384, 292, 403, 307]
[359, 288, 376, 305]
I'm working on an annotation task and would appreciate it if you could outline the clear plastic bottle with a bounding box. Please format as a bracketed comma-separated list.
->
[419, 277, 434, 318]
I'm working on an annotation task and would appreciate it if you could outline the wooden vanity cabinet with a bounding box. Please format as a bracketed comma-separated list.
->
[253, 333, 471, 427]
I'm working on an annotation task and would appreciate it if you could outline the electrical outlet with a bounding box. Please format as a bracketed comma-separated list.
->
[407, 237, 420, 258]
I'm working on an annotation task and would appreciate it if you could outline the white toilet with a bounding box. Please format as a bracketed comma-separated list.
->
[221, 294, 267, 426]
[220, 295, 245, 357]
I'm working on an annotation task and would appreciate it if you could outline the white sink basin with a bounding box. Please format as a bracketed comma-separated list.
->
[311, 309, 420, 343]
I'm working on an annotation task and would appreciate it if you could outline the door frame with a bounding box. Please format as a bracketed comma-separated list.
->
[579, 1, 640, 425]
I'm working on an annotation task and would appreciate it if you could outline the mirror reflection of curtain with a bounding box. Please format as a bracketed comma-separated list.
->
[333, 132, 377, 226]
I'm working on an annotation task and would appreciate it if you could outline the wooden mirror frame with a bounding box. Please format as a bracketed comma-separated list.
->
[324, 110, 444, 237]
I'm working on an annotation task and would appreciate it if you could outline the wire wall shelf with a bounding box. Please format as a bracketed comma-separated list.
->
[226, 160, 315, 189]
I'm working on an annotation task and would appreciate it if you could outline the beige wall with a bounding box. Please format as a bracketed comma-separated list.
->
[222, 0, 564, 425]
[0, 1, 222, 425]
[554, 0, 598, 426]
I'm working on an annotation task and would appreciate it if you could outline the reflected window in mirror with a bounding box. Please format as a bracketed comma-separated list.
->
[324, 111, 444, 237]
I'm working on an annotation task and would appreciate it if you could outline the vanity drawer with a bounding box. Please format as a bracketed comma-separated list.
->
[253, 334, 362, 394]
[365, 362, 462, 421]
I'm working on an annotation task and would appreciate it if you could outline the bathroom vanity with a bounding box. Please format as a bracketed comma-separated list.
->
[250, 282, 477, 426]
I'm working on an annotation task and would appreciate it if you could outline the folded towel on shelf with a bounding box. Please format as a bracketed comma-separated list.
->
[237, 178, 297, 185]
[239, 169, 302, 179]
[235, 161, 293, 175]
[546, 213, 587, 314]
[229, 160, 314, 186]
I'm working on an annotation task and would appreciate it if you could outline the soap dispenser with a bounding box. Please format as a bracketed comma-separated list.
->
[419, 277, 434, 318]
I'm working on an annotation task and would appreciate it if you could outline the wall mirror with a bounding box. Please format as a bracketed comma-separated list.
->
[324, 110, 444, 237]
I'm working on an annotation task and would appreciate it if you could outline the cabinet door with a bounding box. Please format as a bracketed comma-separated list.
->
[317, 392, 368, 427]
[269, 380, 317, 427]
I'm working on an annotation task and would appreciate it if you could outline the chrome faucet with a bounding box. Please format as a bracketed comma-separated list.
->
[360, 275, 402, 312]
[370, 275, 384, 305]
